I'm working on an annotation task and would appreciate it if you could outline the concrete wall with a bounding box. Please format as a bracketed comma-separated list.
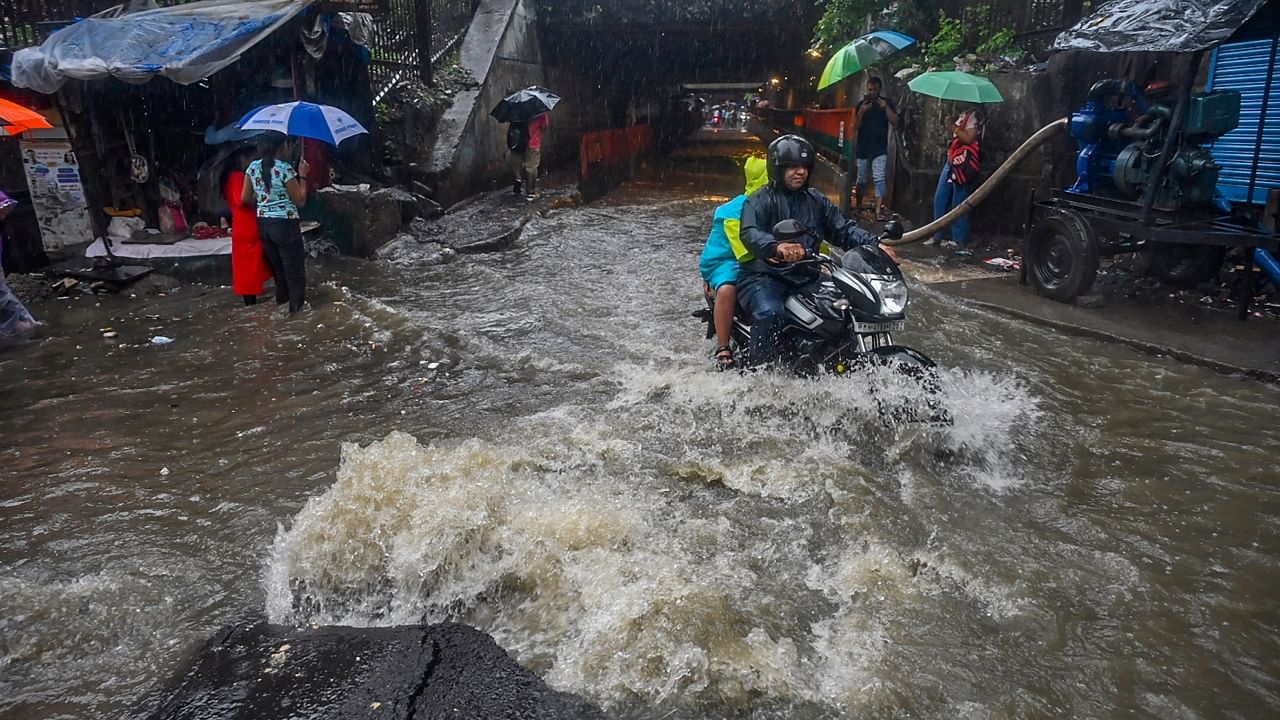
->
[426, 0, 614, 206]
[428, 0, 545, 206]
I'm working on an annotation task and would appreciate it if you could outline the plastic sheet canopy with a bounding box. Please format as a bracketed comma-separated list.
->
[11, 0, 314, 94]
[1053, 0, 1269, 53]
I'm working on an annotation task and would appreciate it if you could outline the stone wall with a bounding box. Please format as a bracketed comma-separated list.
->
[424, 0, 614, 207]
[427, 0, 545, 206]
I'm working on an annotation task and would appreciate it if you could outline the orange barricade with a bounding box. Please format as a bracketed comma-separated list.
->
[802, 108, 857, 157]
[580, 125, 653, 184]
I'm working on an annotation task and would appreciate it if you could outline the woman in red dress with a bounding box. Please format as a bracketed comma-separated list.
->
[222, 149, 273, 305]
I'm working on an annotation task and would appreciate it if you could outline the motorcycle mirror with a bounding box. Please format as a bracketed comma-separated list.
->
[881, 217, 904, 241]
[772, 219, 809, 241]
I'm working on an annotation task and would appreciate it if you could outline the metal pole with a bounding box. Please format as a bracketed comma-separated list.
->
[1020, 188, 1036, 286]
[1245, 36, 1278, 205]
[1140, 50, 1203, 224]
[416, 0, 433, 85]
[840, 111, 854, 215]
[1237, 249, 1254, 320]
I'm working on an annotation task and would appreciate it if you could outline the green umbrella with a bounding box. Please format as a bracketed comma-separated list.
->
[817, 40, 882, 90]
[817, 31, 917, 91]
[907, 71, 1004, 103]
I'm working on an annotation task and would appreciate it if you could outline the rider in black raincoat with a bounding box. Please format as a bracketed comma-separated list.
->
[738, 134, 883, 366]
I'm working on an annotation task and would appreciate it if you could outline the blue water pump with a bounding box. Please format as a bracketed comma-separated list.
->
[1068, 79, 1241, 210]
[1069, 80, 1136, 194]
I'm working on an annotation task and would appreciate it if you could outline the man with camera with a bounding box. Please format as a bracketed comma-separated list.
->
[854, 77, 899, 222]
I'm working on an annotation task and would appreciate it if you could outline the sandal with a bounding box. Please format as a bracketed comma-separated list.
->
[876, 208, 890, 222]
[714, 345, 736, 370]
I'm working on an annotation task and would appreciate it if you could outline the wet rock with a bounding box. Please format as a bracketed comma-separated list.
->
[317, 185, 418, 258]
[412, 193, 444, 221]
[130, 619, 605, 720]
[409, 180, 436, 199]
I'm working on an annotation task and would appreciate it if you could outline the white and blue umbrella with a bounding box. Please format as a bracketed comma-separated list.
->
[236, 101, 368, 145]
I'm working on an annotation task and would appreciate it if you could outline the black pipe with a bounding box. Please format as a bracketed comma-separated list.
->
[1246, 36, 1278, 205]
[1140, 51, 1203, 224]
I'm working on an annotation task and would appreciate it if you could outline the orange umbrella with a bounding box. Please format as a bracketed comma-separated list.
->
[0, 98, 53, 136]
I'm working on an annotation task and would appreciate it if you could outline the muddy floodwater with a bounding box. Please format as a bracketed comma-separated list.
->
[2, 147, 1279, 719]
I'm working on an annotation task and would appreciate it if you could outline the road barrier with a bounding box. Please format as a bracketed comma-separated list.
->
[579, 125, 653, 201]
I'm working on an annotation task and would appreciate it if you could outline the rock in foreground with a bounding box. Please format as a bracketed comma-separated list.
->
[130, 620, 605, 720]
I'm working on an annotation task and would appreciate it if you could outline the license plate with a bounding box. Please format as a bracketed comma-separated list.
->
[854, 320, 904, 333]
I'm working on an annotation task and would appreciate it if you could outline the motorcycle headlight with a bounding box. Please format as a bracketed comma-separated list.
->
[869, 277, 909, 315]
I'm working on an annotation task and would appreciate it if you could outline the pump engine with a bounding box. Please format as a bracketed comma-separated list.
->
[1068, 79, 1240, 211]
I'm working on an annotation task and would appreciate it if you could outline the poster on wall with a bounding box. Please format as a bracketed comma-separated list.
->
[19, 138, 93, 252]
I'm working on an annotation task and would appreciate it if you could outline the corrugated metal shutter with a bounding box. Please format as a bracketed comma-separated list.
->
[1209, 38, 1280, 206]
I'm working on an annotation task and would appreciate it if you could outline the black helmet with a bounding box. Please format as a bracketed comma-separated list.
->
[766, 134, 815, 187]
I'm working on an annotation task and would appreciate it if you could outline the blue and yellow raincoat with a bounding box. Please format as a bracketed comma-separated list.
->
[698, 156, 769, 291]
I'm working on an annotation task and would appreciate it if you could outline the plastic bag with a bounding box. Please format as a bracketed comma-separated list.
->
[107, 215, 145, 240]
[1054, 0, 1269, 52]
[0, 272, 38, 340]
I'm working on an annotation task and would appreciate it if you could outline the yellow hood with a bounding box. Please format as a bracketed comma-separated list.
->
[743, 156, 768, 195]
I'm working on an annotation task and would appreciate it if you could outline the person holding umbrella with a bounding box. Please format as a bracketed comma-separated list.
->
[491, 87, 559, 200]
[241, 132, 310, 313]
[928, 102, 983, 253]
[854, 76, 899, 221]
[236, 101, 369, 314]
[515, 111, 549, 200]
[906, 71, 1003, 253]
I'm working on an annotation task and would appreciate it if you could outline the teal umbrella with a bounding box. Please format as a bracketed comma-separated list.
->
[907, 71, 1004, 103]
[817, 30, 916, 90]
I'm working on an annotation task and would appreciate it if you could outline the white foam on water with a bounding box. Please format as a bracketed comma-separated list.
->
[262, 432, 920, 713]
[613, 358, 1043, 495]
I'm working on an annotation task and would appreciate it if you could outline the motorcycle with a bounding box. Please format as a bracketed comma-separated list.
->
[695, 219, 937, 376]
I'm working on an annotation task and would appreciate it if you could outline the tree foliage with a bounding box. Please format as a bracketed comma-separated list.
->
[812, 0, 891, 51]
[814, 0, 1023, 68]
[813, 0, 946, 50]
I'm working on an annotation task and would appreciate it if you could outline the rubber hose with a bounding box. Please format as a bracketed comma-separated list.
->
[1256, 248, 1280, 286]
[887, 117, 1069, 246]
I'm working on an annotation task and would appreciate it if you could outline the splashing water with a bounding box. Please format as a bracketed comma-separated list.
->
[265, 349, 1045, 717]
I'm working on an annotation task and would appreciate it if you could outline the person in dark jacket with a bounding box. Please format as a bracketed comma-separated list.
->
[738, 134, 894, 367]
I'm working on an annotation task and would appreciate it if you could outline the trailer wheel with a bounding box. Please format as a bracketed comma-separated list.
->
[1027, 209, 1098, 302]
[1148, 244, 1226, 287]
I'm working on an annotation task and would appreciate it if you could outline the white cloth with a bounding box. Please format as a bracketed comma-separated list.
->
[86, 237, 231, 259]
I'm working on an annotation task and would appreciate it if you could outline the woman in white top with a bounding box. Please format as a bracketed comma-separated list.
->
[240, 132, 311, 313]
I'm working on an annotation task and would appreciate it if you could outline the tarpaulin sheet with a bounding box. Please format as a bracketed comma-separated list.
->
[11, 0, 313, 94]
[1053, 0, 1268, 53]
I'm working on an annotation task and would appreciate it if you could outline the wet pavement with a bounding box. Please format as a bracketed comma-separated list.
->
[2, 136, 1280, 720]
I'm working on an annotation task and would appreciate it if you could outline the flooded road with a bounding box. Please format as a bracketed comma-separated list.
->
[2, 142, 1280, 719]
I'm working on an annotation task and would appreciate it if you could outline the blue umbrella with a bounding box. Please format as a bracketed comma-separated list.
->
[863, 30, 916, 51]
[204, 121, 264, 146]
[237, 101, 368, 145]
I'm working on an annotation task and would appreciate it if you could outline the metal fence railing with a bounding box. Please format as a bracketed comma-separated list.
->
[0, 0, 93, 49]
[367, 0, 476, 101]
[0, 0, 213, 50]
